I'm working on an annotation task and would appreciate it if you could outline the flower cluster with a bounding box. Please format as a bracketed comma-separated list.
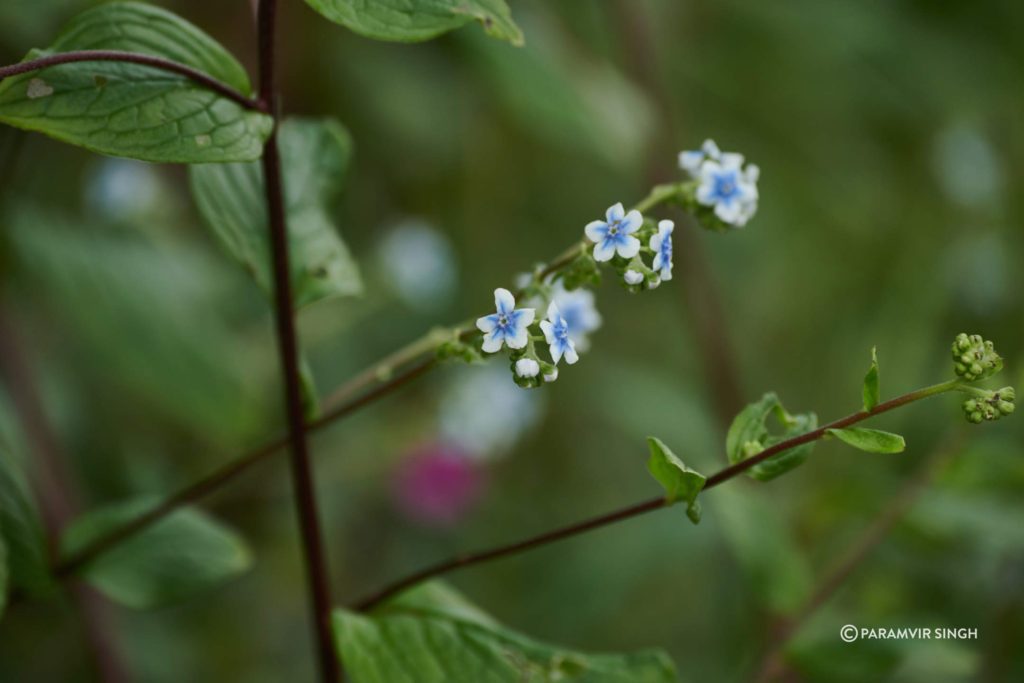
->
[476, 288, 583, 389]
[962, 387, 1015, 424]
[679, 139, 759, 230]
[952, 333, 1003, 381]
[457, 142, 759, 387]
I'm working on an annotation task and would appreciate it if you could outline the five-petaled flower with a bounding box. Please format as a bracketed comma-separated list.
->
[551, 284, 601, 351]
[477, 288, 535, 353]
[696, 154, 759, 227]
[650, 219, 674, 280]
[540, 302, 579, 365]
[585, 202, 642, 262]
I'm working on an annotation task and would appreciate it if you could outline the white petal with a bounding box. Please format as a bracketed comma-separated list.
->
[546, 301, 560, 321]
[515, 307, 535, 327]
[621, 209, 643, 234]
[543, 369, 559, 382]
[679, 150, 704, 174]
[714, 199, 742, 224]
[549, 342, 563, 364]
[515, 358, 539, 378]
[652, 253, 664, 271]
[658, 219, 674, 236]
[624, 269, 644, 285]
[481, 332, 503, 353]
[649, 232, 663, 253]
[606, 202, 625, 222]
[494, 287, 515, 314]
[476, 315, 498, 333]
[696, 179, 717, 206]
[563, 344, 579, 365]
[720, 152, 745, 169]
[744, 163, 760, 184]
[507, 326, 529, 349]
[616, 235, 641, 259]
[539, 320, 555, 343]
[584, 220, 607, 243]
[702, 139, 721, 158]
[593, 239, 616, 262]
[660, 267, 672, 281]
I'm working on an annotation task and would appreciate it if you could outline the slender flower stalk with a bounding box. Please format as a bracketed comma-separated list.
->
[53, 185, 688, 575]
[0, 50, 265, 112]
[350, 379, 965, 612]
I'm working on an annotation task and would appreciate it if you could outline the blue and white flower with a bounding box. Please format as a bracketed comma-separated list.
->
[551, 283, 601, 351]
[584, 202, 642, 262]
[539, 302, 579, 365]
[678, 139, 721, 176]
[624, 269, 644, 286]
[514, 358, 540, 378]
[650, 219, 674, 280]
[476, 288, 535, 353]
[696, 155, 759, 226]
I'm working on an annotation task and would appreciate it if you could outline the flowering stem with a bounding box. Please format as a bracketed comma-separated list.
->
[0, 50, 266, 112]
[52, 182, 688, 579]
[257, 1, 339, 680]
[350, 379, 964, 612]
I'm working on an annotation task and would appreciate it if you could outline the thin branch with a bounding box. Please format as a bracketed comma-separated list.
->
[257, 0, 340, 679]
[54, 357, 436, 579]
[350, 380, 961, 611]
[0, 50, 265, 112]
[750, 434, 964, 683]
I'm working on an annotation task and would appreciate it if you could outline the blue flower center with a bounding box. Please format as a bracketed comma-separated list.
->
[608, 222, 620, 236]
[714, 172, 740, 202]
[498, 314, 509, 326]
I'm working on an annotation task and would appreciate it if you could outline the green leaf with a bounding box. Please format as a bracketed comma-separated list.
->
[0, 533, 8, 621]
[61, 497, 252, 609]
[826, 428, 906, 454]
[305, 0, 523, 46]
[0, 2, 272, 162]
[0, 445, 51, 597]
[189, 117, 363, 309]
[646, 437, 705, 524]
[334, 581, 677, 682]
[863, 346, 879, 411]
[726, 392, 818, 481]
[299, 353, 321, 421]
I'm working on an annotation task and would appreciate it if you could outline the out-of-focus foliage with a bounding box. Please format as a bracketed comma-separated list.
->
[0, 0, 1022, 681]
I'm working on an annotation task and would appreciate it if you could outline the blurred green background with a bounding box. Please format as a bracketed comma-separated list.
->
[1, 0, 1022, 681]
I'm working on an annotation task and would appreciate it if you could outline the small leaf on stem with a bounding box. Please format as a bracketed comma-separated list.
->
[826, 428, 906, 454]
[863, 346, 879, 411]
[646, 437, 706, 524]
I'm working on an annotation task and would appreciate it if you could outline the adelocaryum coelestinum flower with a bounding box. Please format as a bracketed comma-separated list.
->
[650, 219, 674, 281]
[584, 202, 643, 262]
[679, 139, 760, 228]
[539, 302, 579, 365]
[477, 288, 535, 353]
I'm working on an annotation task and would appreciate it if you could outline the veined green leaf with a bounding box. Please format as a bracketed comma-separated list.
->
[826, 428, 905, 454]
[0, 444, 50, 598]
[334, 582, 677, 682]
[305, 0, 523, 46]
[646, 437, 705, 524]
[189, 116, 362, 309]
[863, 346, 879, 411]
[726, 392, 818, 481]
[61, 497, 252, 609]
[0, 2, 272, 162]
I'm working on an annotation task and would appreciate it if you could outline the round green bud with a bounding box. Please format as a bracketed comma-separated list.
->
[999, 401, 1015, 415]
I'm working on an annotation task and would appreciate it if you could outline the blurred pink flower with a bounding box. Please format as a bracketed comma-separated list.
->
[391, 444, 485, 527]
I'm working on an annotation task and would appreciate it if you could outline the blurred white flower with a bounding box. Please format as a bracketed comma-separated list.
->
[84, 158, 162, 220]
[440, 364, 543, 461]
[551, 283, 602, 352]
[377, 220, 457, 311]
[932, 124, 1002, 208]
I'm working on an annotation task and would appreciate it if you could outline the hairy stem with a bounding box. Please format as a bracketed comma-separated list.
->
[0, 50, 265, 112]
[350, 380, 962, 612]
[258, 1, 339, 681]
[54, 185, 683, 574]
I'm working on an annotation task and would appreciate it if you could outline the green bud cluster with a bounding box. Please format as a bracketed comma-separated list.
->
[962, 386, 1015, 424]
[952, 333, 1003, 381]
[436, 339, 482, 364]
[561, 248, 601, 291]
